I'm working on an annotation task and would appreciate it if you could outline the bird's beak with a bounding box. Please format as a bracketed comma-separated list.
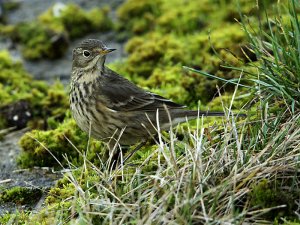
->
[100, 48, 116, 55]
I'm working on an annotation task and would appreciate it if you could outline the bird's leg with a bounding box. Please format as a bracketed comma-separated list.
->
[107, 139, 123, 169]
[117, 140, 147, 170]
[107, 141, 146, 183]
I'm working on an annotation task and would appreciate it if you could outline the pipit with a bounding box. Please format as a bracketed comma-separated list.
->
[70, 39, 226, 150]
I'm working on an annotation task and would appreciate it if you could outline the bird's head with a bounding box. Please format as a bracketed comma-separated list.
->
[72, 39, 116, 71]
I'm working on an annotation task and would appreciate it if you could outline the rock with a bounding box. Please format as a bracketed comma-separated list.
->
[0, 100, 32, 129]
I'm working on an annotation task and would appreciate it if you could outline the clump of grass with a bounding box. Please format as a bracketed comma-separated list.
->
[20, 108, 300, 224]
[238, 0, 300, 114]
[185, 1, 300, 118]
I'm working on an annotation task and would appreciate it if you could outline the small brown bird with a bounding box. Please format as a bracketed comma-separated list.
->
[70, 39, 225, 147]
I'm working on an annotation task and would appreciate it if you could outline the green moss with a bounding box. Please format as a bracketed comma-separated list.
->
[117, 0, 260, 36]
[12, 22, 67, 60]
[39, 3, 113, 39]
[117, 0, 209, 35]
[207, 91, 248, 111]
[3, 1, 20, 11]
[0, 211, 30, 225]
[123, 24, 245, 71]
[117, 0, 162, 35]
[0, 186, 42, 205]
[249, 179, 298, 220]
[118, 23, 247, 105]
[0, 50, 42, 126]
[124, 33, 189, 77]
[0, 51, 47, 106]
[40, 81, 69, 120]
[0, 51, 68, 130]
[45, 180, 75, 205]
[210, 23, 245, 48]
[0, 3, 113, 60]
[156, 1, 207, 34]
[87, 6, 113, 32]
[18, 118, 105, 168]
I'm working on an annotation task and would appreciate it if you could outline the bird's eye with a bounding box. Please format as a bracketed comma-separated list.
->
[83, 50, 91, 57]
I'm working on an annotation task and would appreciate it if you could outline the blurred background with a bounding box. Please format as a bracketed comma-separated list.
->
[0, 0, 124, 83]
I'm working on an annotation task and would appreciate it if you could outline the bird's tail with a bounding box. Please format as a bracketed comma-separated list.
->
[170, 110, 246, 125]
[187, 110, 226, 117]
[174, 110, 224, 119]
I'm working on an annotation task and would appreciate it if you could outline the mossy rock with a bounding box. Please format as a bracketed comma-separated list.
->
[0, 50, 45, 109]
[11, 22, 68, 60]
[39, 3, 113, 39]
[0, 186, 42, 205]
[18, 118, 106, 168]
[117, 24, 248, 105]
[156, 0, 208, 34]
[0, 211, 30, 225]
[123, 23, 247, 75]
[0, 3, 113, 60]
[124, 33, 189, 77]
[249, 179, 299, 220]
[0, 51, 68, 130]
[116, 0, 261, 36]
[117, 0, 162, 35]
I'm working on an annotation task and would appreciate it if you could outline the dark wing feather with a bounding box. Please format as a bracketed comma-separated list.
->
[98, 68, 185, 112]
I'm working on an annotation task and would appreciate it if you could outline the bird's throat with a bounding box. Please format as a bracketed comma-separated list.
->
[97, 55, 106, 71]
[72, 55, 106, 84]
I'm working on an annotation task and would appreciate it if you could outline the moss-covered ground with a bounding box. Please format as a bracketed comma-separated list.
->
[1, 0, 300, 224]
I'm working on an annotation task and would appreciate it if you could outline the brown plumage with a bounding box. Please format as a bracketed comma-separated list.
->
[70, 39, 225, 146]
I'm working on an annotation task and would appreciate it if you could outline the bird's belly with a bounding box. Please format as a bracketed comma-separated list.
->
[71, 102, 114, 138]
[71, 101, 145, 145]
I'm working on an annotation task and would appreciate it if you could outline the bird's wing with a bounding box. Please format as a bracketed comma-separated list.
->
[97, 68, 185, 112]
